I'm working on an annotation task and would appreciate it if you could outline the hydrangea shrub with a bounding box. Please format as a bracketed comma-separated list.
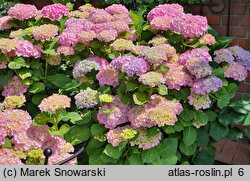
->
[0, 3, 250, 165]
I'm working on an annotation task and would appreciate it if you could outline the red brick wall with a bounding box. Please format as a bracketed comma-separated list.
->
[191, 0, 250, 98]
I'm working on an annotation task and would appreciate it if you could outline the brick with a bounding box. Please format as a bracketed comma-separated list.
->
[231, 5, 247, 15]
[238, 83, 250, 92]
[239, 38, 250, 48]
[230, 38, 239, 46]
[207, 15, 221, 25]
[232, 144, 250, 165]
[241, 16, 250, 26]
[222, 16, 240, 26]
[213, 26, 227, 36]
[229, 27, 246, 37]
[247, 73, 250, 82]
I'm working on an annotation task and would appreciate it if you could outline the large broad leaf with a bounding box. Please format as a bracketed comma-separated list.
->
[103, 142, 126, 159]
[193, 151, 215, 165]
[86, 138, 106, 155]
[244, 113, 250, 126]
[127, 154, 143, 165]
[219, 111, 246, 126]
[28, 82, 45, 94]
[152, 155, 178, 165]
[141, 147, 160, 163]
[209, 122, 228, 141]
[183, 127, 197, 146]
[196, 128, 209, 147]
[133, 92, 150, 105]
[179, 109, 196, 122]
[61, 112, 82, 124]
[0, 70, 13, 90]
[179, 141, 197, 156]
[8, 57, 30, 69]
[216, 83, 238, 109]
[162, 121, 184, 134]
[47, 74, 72, 88]
[64, 125, 90, 145]
[17, 69, 33, 79]
[229, 99, 250, 115]
[89, 149, 108, 165]
[157, 85, 168, 96]
[76, 110, 92, 125]
[91, 124, 107, 136]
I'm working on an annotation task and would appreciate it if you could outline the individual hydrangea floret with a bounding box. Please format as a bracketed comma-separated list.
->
[130, 128, 162, 150]
[96, 67, 119, 87]
[97, 96, 131, 129]
[2, 76, 28, 97]
[191, 77, 223, 95]
[32, 24, 58, 41]
[170, 13, 208, 38]
[8, 3, 37, 20]
[75, 88, 99, 108]
[3, 95, 26, 109]
[41, 3, 69, 20]
[199, 34, 216, 45]
[138, 72, 165, 87]
[165, 63, 193, 90]
[38, 94, 71, 113]
[224, 62, 248, 81]
[16, 40, 41, 58]
[184, 58, 212, 78]
[213, 49, 234, 64]
[105, 4, 129, 15]
[0, 16, 12, 31]
[227, 46, 250, 71]
[188, 93, 211, 110]
[179, 48, 212, 65]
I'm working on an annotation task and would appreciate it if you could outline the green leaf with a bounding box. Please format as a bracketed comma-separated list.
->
[103, 143, 126, 159]
[28, 82, 45, 94]
[179, 109, 196, 122]
[157, 85, 168, 95]
[157, 64, 169, 73]
[76, 110, 92, 124]
[170, 87, 190, 101]
[195, 111, 209, 125]
[97, 86, 111, 94]
[32, 94, 45, 105]
[91, 124, 107, 136]
[17, 69, 33, 79]
[8, 57, 30, 69]
[63, 112, 82, 124]
[89, 149, 107, 165]
[179, 141, 197, 156]
[75, 43, 85, 52]
[86, 138, 106, 155]
[216, 83, 238, 109]
[227, 128, 243, 140]
[43, 49, 56, 55]
[196, 128, 209, 147]
[209, 122, 228, 141]
[1, 137, 12, 149]
[33, 113, 51, 125]
[147, 127, 160, 138]
[142, 147, 159, 163]
[127, 154, 142, 165]
[183, 126, 197, 146]
[193, 151, 215, 165]
[0, 70, 13, 90]
[133, 92, 150, 105]
[126, 81, 138, 92]
[47, 74, 72, 88]
[21, 78, 35, 86]
[49, 124, 70, 136]
[205, 110, 218, 122]
[219, 111, 246, 126]
[64, 125, 90, 145]
[212, 67, 224, 77]
[229, 99, 250, 115]
[244, 113, 250, 125]
[152, 155, 178, 165]
[162, 121, 184, 134]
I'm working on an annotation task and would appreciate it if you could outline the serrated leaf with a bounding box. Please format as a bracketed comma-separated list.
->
[28, 82, 45, 94]
[47, 74, 71, 88]
[127, 154, 142, 165]
[17, 69, 33, 79]
[8, 57, 30, 69]
[183, 126, 197, 146]
[209, 122, 228, 141]
[244, 113, 250, 125]
[64, 125, 90, 145]
[157, 84, 168, 95]
[133, 92, 150, 105]
[91, 124, 107, 136]
[103, 143, 126, 159]
[179, 141, 197, 156]
[196, 128, 209, 147]
[33, 113, 51, 125]
[142, 147, 159, 163]
[64, 112, 82, 124]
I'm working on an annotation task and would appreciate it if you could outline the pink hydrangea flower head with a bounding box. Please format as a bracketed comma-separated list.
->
[58, 32, 78, 46]
[224, 62, 248, 81]
[2, 76, 28, 97]
[0, 149, 23, 165]
[41, 3, 69, 20]
[130, 128, 162, 150]
[150, 15, 172, 30]
[16, 40, 41, 58]
[38, 94, 71, 113]
[57, 46, 75, 56]
[200, 34, 216, 45]
[141, 46, 167, 64]
[96, 67, 119, 87]
[165, 63, 193, 90]
[89, 9, 113, 23]
[106, 125, 134, 147]
[75, 87, 99, 108]
[32, 24, 58, 41]
[110, 39, 135, 52]
[0, 16, 12, 31]
[188, 93, 211, 110]
[97, 96, 131, 129]
[179, 48, 212, 65]
[65, 18, 86, 27]
[184, 58, 212, 78]
[191, 77, 223, 95]
[87, 55, 109, 70]
[78, 30, 96, 45]
[155, 43, 176, 58]
[214, 49, 234, 64]
[96, 30, 118, 42]
[92, 22, 115, 33]
[126, 28, 137, 41]
[0, 38, 17, 54]
[113, 21, 129, 33]
[147, 3, 184, 21]
[42, 136, 67, 155]
[128, 106, 154, 128]
[8, 3, 37, 20]
[105, 4, 129, 15]
[112, 13, 132, 24]
[0, 126, 7, 145]
[27, 125, 51, 143]
[170, 13, 208, 38]
[139, 71, 165, 87]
